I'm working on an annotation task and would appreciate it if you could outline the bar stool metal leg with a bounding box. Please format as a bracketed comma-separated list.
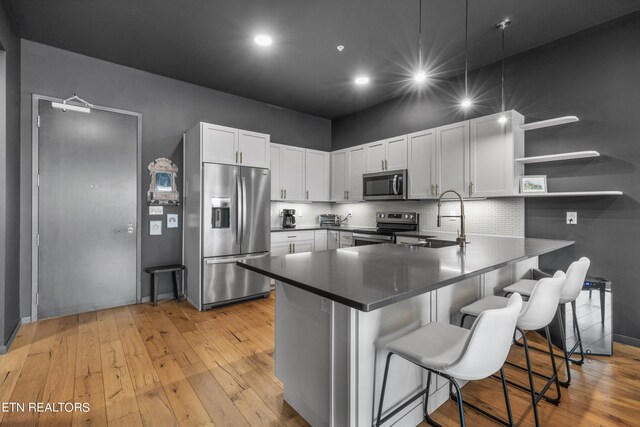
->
[375, 352, 393, 427]
[499, 367, 514, 427]
[152, 273, 159, 307]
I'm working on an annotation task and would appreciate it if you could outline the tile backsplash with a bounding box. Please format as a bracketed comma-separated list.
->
[271, 199, 524, 237]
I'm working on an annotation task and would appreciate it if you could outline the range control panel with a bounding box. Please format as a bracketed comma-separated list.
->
[376, 212, 418, 225]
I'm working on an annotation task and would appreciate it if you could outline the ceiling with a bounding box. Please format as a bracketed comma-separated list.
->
[6, 0, 640, 119]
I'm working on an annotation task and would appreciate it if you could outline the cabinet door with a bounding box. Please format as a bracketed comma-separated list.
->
[385, 135, 408, 171]
[281, 146, 306, 201]
[270, 144, 283, 200]
[366, 140, 386, 173]
[407, 130, 436, 199]
[339, 232, 353, 248]
[305, 149, 330, 201]
[314, 230, 327, 251]
[238, 129, 270, 168]
[469, 111, 523, 197]
[327, 231, 339, 250]
[331, 151, 347, 201]
[202, 123, 238, 165]
[347, 146, 366, 201]
[292, 240, 314, 254]
[271, 241, 291, 256]
[436, 121, 469, 197]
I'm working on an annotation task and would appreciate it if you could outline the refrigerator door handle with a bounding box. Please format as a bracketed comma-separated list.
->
[236, 176, 242, 245]
[205, 252, 270, 264]
[241, 176, 248, 244]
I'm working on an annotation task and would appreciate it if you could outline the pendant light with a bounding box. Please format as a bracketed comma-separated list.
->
[460, 0, 472, 108]
[414, 0, 427, 83]
[496, 18, 511, 123]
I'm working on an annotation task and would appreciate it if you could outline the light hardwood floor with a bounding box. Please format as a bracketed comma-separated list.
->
[0, 292, 638, 426]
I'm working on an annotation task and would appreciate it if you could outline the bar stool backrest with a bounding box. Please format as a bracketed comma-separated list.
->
[517, 271, 565, 331]
[445, 293, 523, 381]
[560, 257, 591, 303]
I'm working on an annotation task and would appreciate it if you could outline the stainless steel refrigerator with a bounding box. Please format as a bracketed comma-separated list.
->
[199, 163, 271, 309]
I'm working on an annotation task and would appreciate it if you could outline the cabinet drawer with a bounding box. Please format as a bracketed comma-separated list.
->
[271, 230, 316, 243]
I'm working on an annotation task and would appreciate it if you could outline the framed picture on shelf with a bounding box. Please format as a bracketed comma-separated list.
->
[520, 175, 548, 193]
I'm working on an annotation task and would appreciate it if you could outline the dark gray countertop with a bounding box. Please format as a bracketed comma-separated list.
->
[238, 235, 573, 312]
[271, 225, 369, 232]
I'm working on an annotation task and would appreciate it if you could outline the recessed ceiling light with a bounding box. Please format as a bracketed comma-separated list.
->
[460, 98, 473, 108]
[337, 45, 344, 52]
[354, 76, 370, 85]
[414, 71, 428, 83]
[254, 34, 273, 46]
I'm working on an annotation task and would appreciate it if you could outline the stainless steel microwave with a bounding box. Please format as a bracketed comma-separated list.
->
[363, 169, 407, 200]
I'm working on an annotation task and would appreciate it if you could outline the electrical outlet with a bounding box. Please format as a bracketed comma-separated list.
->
[348, 209, 352, 216]
[320, 298, 331, 314]
[567, 212, 577, 225]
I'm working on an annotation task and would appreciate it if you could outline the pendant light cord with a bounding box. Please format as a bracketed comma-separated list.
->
[464, 0, 469, 98]
[500, 23, 505, 113]
[418, 0, 423, 68]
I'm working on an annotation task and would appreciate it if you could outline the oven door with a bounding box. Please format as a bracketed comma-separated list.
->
[363, 170, 407, 200]
[352, 233, 394, 246]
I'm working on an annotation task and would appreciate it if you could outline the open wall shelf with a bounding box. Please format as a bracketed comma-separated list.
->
[520, 116, 579, 131]
[521, 191, 622, 198]
[516, 151, 600, 164]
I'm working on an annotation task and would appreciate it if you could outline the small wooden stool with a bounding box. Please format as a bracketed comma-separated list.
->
[144, 264, 186, 306]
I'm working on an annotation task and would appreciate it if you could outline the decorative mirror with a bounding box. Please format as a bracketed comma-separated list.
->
[147, 158, 179, 205]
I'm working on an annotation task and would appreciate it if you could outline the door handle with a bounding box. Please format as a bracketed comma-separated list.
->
[280, 189, 283, 199]
[469, 181, 474, 196]
[385, 159, 388, 170]
[284, 189, 286, 199]
[346, 190, 349, 199]
[431, 184, 435, 197]
[235, 151, 238, 163]
[381, 160, 384, 170]
[236, 177, 242, 244]
[241, 177, 247, 243]
[293, 243, 296, 253]
[392, 175, 398, 195]
[306, 190, 309, 200]
[435, 184, 439, 196]
[289, 243, 292, 253]
[240, 152, 243, 164]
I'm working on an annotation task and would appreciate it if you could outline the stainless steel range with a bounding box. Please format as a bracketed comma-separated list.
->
[352, 211, 419, 246]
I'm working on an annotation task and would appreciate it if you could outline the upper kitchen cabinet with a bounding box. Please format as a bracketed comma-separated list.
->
[270, 143, 284, 200]
[331, 150, 347, 201]
[407, 129, 437, 199]
[238, 129, 270, 168]
[347, 145, 366, 201]
[436, 121, 470, 197]
[305, 149, 330, 201]
[365, 136, 407, 173]
[331, 145, 365, 202]
[201, 122, 270, 168]
[469, 111, 524, 197]
[272, 145, 306, 201]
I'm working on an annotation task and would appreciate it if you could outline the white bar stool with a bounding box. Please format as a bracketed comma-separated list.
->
[375, 293, 523, 427]
[503, 257, 590, 387]
[460, 271, 566, 427]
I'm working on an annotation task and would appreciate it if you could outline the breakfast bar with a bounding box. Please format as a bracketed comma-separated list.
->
[239, 236, 573, 427]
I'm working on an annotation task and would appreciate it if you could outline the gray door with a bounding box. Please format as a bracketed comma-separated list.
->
[240, 167, 270, 254]
[202, 163, 241, 258]
[37, 100, 138, 319]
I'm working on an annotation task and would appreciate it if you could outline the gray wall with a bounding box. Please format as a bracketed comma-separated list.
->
[19, 40, 331, 318]
[332, 12, 640, 343]
[0, 2, 21, 350]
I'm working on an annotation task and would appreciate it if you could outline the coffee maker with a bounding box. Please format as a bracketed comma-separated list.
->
[282, 209, 296, 228]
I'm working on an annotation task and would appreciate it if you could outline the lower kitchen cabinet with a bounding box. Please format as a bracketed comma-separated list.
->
[271, 230, 316, 254]
[328, 230, 339, 250]
[339, 231, 353, 248]
[314, 230, 328, 251]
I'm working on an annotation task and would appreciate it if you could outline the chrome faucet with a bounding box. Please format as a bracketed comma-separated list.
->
[437, 190, 466, 247]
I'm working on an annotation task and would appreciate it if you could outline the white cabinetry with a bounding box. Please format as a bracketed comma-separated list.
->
[270, 144, 305, 201]
[365, 136, 407, 173]
[305, 149, 330, 201]
[314, 230, 327, 251]
[436, 121, 470, 197]
[339, 231, 353, 248]
[271, 230, 315, 254]
[331, 146, 365, 202]
[327, 230, 339, 250]
[469, 111, 524, 197]
[201, 122, 269, 168]
[407, 129, 437, 199]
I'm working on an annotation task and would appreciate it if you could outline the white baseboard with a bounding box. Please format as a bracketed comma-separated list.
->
[21, 316, 32, 324]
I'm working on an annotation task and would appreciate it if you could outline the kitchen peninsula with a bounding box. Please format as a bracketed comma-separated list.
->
[239, 235, 573, 427]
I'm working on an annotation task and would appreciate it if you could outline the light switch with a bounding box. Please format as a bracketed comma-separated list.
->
[567, 212, 577, 225]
